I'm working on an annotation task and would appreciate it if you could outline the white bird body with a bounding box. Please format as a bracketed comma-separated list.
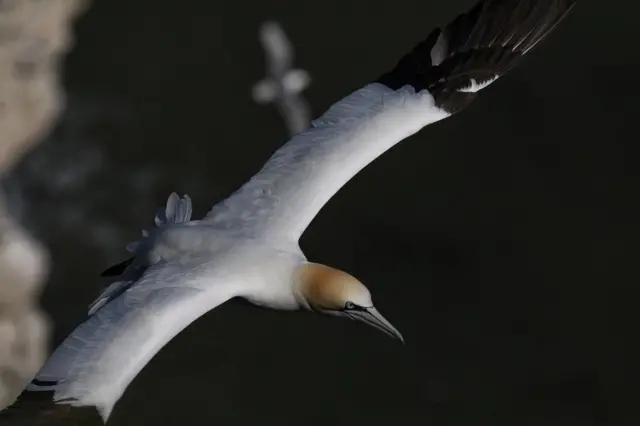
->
[34, 222, 308, 419]
[0, 1, 577, 424]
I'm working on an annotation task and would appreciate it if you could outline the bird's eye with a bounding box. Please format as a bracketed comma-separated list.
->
[344, 301, 356, 310]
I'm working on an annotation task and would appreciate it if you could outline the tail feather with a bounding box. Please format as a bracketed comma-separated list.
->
[377, 0, 577, 113]
[154, 192, 192, 227]
[92, 193, 193, 315]
[99, 192, 192, 277]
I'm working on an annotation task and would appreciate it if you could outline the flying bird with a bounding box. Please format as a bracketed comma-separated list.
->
[0, 0, 577, 424]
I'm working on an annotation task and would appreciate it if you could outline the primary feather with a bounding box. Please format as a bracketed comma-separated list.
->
[205, 0, 577, 240]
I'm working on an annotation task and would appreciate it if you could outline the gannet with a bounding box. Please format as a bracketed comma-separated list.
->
[0, 0, 577, 424]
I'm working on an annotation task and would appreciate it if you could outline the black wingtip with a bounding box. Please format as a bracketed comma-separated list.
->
[0, 390, 103, 426]
[376, 0, 577, 113]
[99, 257, 134, 277]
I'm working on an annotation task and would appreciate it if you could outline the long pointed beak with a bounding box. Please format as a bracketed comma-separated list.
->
[346, 307, 404, 343]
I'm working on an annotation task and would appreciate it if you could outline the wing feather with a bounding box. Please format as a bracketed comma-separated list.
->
[203, 0, 575, 241]
[204, 84, 449, 239]
[21, 260, 237, 422]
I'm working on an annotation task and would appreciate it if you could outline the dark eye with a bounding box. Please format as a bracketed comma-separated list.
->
[344, 301, 356, 310]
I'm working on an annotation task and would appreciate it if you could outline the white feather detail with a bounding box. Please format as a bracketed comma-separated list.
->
[29, 260, 238, 422]
[430, 31, 448, 66]
[88, 193, 196, 316]
[204, 83, 450, 239]
[457, 75, 500, 93]
[154, 192, 193, 227]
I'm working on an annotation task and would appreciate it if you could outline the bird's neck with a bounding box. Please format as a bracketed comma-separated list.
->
[291, 262, 344, 312]
[292, 274, 313, 311]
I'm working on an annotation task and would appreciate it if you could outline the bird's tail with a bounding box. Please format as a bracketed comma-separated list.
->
[93, 193, 193, 314]
[100, 192, 193, 278]
[124, 192, 193, 255]
[377, 0, 577, 113]
[153, 192, 193, 228]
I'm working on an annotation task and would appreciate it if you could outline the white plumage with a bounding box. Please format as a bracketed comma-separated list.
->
[27, 83, 449, 423]
[31, 218, 305, 420]
[7, 1, 577, 424]
[204, 84, 450, 240]
[87, 193, 194, 315]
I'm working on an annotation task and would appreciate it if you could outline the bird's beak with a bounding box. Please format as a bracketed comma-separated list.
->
[346, 307, 404, 343]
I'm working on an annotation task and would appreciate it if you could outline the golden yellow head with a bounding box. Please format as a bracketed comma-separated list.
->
[295, 263, 403, 342]
[296, 263, 372, 311]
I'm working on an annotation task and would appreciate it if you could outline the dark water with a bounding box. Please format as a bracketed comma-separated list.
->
[3, 0, 638, 424]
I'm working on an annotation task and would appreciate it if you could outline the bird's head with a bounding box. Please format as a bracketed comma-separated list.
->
[294, 263, 403, 343]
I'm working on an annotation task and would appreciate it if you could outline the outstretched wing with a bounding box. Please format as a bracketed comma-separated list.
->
[203, 0, 576, 240]
[1, 259, 239, 425]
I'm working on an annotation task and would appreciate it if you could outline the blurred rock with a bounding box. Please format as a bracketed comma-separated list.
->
[0, 0, 88, 409]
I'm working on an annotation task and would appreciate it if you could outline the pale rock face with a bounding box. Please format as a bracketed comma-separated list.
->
[0, 0, 89, 409]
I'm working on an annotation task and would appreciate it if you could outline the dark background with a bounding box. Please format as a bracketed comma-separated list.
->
[3, 0, 637, 425]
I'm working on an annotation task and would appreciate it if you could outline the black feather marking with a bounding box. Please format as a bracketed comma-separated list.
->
[376, 0, 577, 113]
[0, 390, 103, 426]
[99, 257, 134, 277]
[30, 378, 59, 387]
